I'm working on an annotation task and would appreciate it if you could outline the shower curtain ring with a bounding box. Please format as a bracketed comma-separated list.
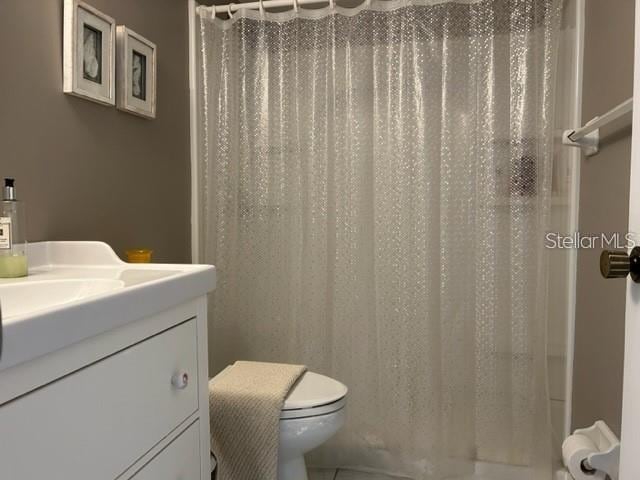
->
[329, 0, 334, 9]
[293, 0, 299, 12]
[259, 0, 265, 15]
[227, 3, 234, 18]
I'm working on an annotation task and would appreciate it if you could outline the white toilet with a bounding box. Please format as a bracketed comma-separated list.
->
[278, 371, 347, 480]
[211, 370, 348, 480]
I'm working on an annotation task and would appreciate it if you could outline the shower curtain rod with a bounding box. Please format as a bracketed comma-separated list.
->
[200, 0, 346, 15]
[198, 0, 485, 16]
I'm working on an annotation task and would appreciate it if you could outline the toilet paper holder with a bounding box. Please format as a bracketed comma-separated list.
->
[565, 420, 620, 480]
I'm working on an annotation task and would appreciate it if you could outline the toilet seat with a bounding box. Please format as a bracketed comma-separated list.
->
[211, 367, 348, 420]
[280, 372, 348, 419]
[280, 396, 346, 419]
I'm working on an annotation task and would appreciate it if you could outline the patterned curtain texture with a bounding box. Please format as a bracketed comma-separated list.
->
[197, 1, 563, 478]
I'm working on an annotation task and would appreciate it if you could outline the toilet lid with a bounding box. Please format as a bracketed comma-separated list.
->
[283, 372, 348, 410]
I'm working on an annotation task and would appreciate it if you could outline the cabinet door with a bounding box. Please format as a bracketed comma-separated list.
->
[0, 320, 198, 480]
[130, 421, 201, 480]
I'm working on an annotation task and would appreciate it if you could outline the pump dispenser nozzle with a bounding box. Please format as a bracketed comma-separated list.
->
[3, 178, 16, 201]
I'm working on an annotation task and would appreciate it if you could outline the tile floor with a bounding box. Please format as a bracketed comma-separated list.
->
[308, 468, 408, 480]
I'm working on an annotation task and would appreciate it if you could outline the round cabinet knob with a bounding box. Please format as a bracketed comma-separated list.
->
[600, 247, 640, 282]
[171, 370, 189, 390]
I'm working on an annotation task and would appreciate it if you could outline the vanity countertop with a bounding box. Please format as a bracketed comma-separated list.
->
[0, 241, 216, 372]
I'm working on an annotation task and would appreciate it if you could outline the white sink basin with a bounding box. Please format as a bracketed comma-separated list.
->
[0, 279, 124, 319]
[0, 241, 216, 373]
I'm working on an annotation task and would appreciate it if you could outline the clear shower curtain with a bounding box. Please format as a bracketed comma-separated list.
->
[197, 1, 562, 478]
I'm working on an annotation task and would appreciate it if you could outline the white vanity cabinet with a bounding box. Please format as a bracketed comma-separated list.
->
[0, 242, 215, 480]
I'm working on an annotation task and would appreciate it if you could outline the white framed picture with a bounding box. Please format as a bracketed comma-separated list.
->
[63, 0, 115, 105]
[116, 27, 157, 119]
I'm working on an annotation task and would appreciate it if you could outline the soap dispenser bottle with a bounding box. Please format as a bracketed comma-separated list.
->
[0, 178, 27, 278]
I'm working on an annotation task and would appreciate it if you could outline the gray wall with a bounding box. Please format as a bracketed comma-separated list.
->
[0, 0, 191, 263]
[572, 0, 634, 436]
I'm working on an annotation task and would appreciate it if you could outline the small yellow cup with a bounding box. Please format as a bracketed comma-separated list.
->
[125, 248, 153, 263]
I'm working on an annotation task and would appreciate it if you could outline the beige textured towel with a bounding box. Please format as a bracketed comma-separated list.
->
[209, 361, 307, 480]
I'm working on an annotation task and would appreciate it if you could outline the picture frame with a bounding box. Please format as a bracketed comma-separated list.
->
[116, 27, 157, 119]
[63, 0, 116, 106]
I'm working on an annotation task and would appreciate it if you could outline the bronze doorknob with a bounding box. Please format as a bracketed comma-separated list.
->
[600, 247, 640, 282]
